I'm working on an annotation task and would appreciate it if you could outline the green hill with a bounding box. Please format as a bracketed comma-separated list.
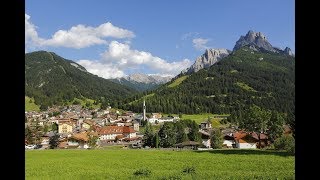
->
[25, 51, 137, 110]
[115, 47, 295, 117]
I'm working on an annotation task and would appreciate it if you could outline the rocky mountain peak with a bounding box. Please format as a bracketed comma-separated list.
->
[284, 47, 294, 56]
[233, 30, 275, 52]
[124, 73, 172, 84]
[187, 49, 230, 73]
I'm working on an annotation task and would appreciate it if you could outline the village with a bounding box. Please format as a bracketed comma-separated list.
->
[25, 101, 292, 151]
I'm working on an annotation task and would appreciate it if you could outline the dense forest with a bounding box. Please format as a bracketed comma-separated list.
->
[25, 51, 137, 109]
[114, 47, 295, 120]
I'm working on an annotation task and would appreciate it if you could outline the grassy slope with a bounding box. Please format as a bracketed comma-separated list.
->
[26, 149, 294, 179]
[163, 113, 229, 127]
[65, 98, 101, 109]
[25, 96, 40, 112]
[167, 75, 189, 88]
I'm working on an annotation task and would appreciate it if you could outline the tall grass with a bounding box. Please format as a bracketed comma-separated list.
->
[26, 149, 294, 179]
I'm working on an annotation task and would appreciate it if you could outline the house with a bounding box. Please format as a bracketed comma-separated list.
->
[67, 131, 98, 149]
[148, 117, 158, 124]
[82, 120, 95, 130]
[58, 122, 73, 134]
[158, 117, 175, 123]
[223, 133, 235, 148]
[199, 129, 211, 148]
[122, 126, 137, 141]
[98, 126, 137, 143]
[58, 141, 68, 149]
[174, 141, 202, 150]
[233, 131, 257, 149]
[151, 113, 162, 119]
[132, 120, 140, 131]
[40, 137, 50, 149]
[200, 121, 212, 130]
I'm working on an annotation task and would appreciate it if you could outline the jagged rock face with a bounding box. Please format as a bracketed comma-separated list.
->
[125, 73, 172, 84]
[233, 30, 276, 52]
[187, 49, 230, 73]
[284, 47, 294, 56]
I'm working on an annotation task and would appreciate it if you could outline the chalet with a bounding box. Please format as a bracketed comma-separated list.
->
[151, 113, 162, 119]
[132, 120, 140, 131]
[158, 117, 175, 123]
[58, 122, 73, 134]
[199, 129, 211, 148]
[82, 120, 95, 130]
[174, 141, 202, 150]
[223, 133, 235, 148]
[123, 111, 135, 118]
[98, 126, 137, 142]
[67, 131, 98, 149]
[40, 136, 50, 149]
[148, 117, 158, 124]
[199, 121, 212, 130]
[233, 131, 257, 149]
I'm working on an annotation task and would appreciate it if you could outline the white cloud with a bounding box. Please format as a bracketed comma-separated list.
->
[25, 13, 135, 49]
[181, 32, 199, 40]
[76, 41, 192, 79]
[77, 60, 125, 79]
[101, 41, 192, 75]
[25, 14, 45, 51]
[192, 38, 210, 51]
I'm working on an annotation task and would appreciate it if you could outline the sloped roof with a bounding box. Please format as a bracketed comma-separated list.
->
[123, 126, 135, 133]
[98, 126, 124, 135]
[71, 132, 89, 141]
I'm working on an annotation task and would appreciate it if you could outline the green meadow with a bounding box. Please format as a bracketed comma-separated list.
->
[26, 149, 294, 179]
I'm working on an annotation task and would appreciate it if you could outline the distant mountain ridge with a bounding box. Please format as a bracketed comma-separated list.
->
[185, 30, 294, 74]
[110, 73, 172, 91]
[25, 51, 137, 108]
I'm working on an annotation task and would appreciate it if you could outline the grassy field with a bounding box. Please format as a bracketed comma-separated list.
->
[26, 149, 294, 179]
[163, 113, 229, 126]
[167, 75, 189, 88]
[25, 96, 40, 112]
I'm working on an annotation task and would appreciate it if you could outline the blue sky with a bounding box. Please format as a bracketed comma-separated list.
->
[26, 0, 295, 78]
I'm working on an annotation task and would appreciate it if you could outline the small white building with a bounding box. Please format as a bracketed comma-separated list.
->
[148, 117, 158, 124]
[233, 131, 257, 149]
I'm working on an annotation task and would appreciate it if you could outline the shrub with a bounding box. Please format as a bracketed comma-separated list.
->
[133, 168, 151, 176]
[274, 135, 295, 154]
[182, 166, 196, 174]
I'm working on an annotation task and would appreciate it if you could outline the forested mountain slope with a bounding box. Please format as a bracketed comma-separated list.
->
[114, 46, 295, 117]
[25, 51, 137, 109]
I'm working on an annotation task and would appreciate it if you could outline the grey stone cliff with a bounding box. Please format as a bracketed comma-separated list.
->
[187, 49, 230, 73]
[233, 30, 276, 52]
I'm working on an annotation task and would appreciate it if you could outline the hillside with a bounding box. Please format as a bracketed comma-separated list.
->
[114, 46, 295, 117]
[25, 51, 137, 109]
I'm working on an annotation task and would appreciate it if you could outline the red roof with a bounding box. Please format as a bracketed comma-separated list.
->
[123, 126, 135, 133]
[233, 131, 247, 140]
[98, 126, 135, 135]
[233, 131, 268, 143]
[99, 126, 123, 135]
